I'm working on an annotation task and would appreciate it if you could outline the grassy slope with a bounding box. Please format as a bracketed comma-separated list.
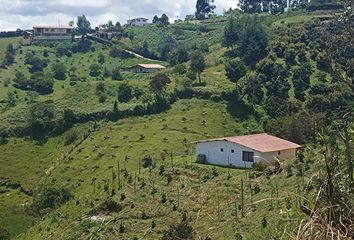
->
[13, 99, 313, 240]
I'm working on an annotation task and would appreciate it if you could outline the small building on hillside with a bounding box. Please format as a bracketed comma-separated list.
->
[33, 25, 74, 40]
[194, 133, 301, 168]
[127, 18, 149, 26]
[128, 64, 166, 73]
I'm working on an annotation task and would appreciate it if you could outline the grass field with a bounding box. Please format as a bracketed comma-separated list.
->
[6, 98, 316, 240]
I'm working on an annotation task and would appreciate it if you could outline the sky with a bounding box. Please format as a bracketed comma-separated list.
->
[0, 0, 239, 31]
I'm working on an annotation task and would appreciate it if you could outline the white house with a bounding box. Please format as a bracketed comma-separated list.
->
[194, 133, 301, 168]
[127, 18, 149, 26]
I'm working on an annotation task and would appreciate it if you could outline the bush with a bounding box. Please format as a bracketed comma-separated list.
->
[174, 64, 187, 75]
[118, 82, 133, 103]
[252, 162, 267, 172]
[109, 47, 132, 59]
[89, 64, 101, 77]
[161, 218, 195, 240]
[142, 155, 154, 168]
[0, 226, 10, 240]
[64, 128, 79, 145]
[31, 187, 72, 214]
[90, 199, 122, 215]
[111, 68, 123, 80]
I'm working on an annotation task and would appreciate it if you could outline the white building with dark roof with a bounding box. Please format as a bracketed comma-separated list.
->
[194, 133, 301, 168]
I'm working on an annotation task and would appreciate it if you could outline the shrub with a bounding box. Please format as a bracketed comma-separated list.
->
[90, 199, 122, 215]
[0, 226, 10, 240]
[174, 64, 187, 75]
[252, 162, 267, 172]
[161, 218, 195, 240]
[31, 187, 72, 214]
[64, 128, 79, 145]
[142, 155, 154, 168]
[111, 68, 123, 80]
[89, 64, 101, 77]
[109, 47, 132, 59]
[118, 82, 133, 103]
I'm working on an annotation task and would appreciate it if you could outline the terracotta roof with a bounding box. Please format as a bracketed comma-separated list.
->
[134, 64, 166, 69]
[33, 25, 74, 29]
[194, 133, 301, 153]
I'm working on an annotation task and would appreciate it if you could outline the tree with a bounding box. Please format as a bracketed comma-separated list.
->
[150, 73, 171, 94]
[169, 45, 189, 66]
[160, 14, 170, 27]
[97, 53, 105, 65]
[4, 43, 15, 65]
[190, 50, 205, 83]
[225, 58, 247, 93]
[237, 15, 268, 68]
[89, 64, 101, 77]
[25, 55, 48, 73]
[30, 72, 54, 94]
[6, 92, 16, 107]
[27, 102, 55, 139]
[195, 0, 216, 20]
[112, 68, 123, 80]
[243, 73, 265, 105]
[153, 15, 159, 24]
[77, 15, 91, 37]
[292, 63, 312, 101]
[118, 82, 133, 103]
[51, 62, 67, 80]
[223, 16, 239, 51]
[160, 35, 177, 60]
[13, 71, 28, 89]
[95, 82, 105, 95]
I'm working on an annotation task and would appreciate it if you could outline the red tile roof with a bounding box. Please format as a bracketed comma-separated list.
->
[195, 133, 301, 153]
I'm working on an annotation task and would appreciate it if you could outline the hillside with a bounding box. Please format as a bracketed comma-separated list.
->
[0, 5, 353, 240]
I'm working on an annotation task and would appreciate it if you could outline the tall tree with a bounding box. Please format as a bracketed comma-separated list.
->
[195, 0, 216, 20]
[4, 43, 15, 65]
[160, 14, 170, 27]
[238, 15, 268, 68]
[223, 16, 239, 51]
[77, 15, 91, 38]
[190, 50, 205, 83]
[225, 58, 247, 94]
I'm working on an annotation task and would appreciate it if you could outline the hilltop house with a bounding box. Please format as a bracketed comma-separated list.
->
[128, 64, 166, 73]
[194, 133, 301, 168]
[33, 25, 74, 40]
[127, 18, 149, 26]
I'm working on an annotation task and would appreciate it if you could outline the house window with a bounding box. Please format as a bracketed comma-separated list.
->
[278, 151, 281, 155]
[231, 149, 235, 153]
[242, 151, 254, 162]
[220, 148, 224, 152]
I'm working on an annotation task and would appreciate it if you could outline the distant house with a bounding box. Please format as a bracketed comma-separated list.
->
[127, 18, 149, 26]
[128, 64, 166, 73]
[194, 133, 301, 168]
[33, 25, 74, 40]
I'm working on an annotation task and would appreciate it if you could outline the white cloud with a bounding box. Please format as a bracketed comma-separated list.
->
[0, 0, 239, 31]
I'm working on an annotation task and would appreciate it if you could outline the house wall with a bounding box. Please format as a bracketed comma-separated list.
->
[195, 141, 297, 168]
[261, 149, 297, 164]
[33, 28, 72, 40]
[195, 141, 263, 168]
